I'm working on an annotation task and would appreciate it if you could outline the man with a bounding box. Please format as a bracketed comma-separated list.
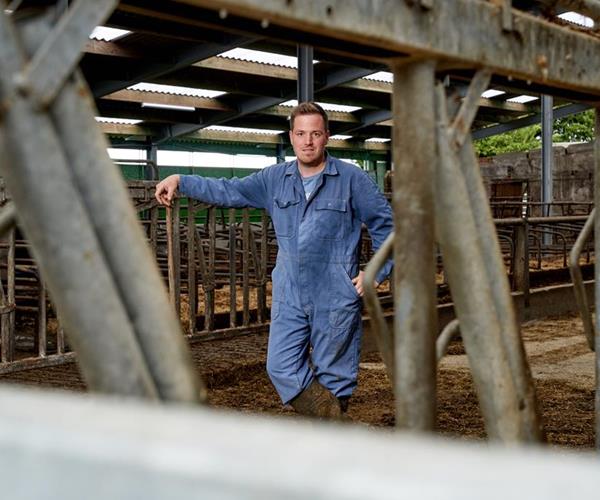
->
[155, 102, 393, 418]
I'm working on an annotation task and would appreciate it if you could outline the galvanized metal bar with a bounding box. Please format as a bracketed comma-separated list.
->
[150, 205, 158, 256]
[363, 231, 394, 381]
[18, 0, 118, 108]
[6, 227, 15, 361]
[178, 0, 600, 95]
[242, 208, 250, 327]
[167, 207, 177, 306]
[437, 84, 542, 442]
[207, 207, 216, 331]
[0, 10, 158, 398]
[594, 107, 600, 451]
[0, 229, 12, 364]
[458, 135, 541, 442]
[172, 198, 182, 317]
[259, 212, 268, 323]
[436, 319, 460, 363]
[192, 229, 209, 331]
[296, 44, 314, 102]
[4, 386, 600, 500]
[37, 278, 47, 358]
[247, 220, 263, 324]
[513, 222, 530, 308]
[568, 208, 595, 351]
[391, 60, 437, 431]
[228, 208, 237, 328]
[450, 70, 492, 149]
[541, 95, 554, 221]
[0, 202, 15, 238]
[187, 200, 197, 336]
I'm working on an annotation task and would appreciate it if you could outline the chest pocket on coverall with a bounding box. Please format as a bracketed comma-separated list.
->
[313, 198, 347, 241]
[272, 197, 300, 238]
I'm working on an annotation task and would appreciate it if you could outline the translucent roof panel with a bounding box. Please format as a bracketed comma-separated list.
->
[506, 95, 539, 103]
[219, 48, 305, 68]
[128, 83, 225, 98]
[281, 100, 361, 113]
[90, 26, 131, 41]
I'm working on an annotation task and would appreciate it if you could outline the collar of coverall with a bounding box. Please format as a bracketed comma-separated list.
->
[284, 152, 338, 177]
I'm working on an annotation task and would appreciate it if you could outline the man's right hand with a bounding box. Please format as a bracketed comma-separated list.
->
[155, 174, 181, 207]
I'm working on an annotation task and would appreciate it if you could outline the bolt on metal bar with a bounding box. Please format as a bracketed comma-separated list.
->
[0, 10, 159, 398]
[391, 60, 437, 431]
[17, 0, 118, 108]
[568, 208, 595, 351]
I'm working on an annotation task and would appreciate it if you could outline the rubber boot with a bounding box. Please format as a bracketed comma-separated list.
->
[290, 379, 343, 419]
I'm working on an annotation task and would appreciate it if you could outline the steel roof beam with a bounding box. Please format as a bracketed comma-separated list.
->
[91, 33, 258, 98]
[472, 102, 590, 139]
[155, 63, 379, 142]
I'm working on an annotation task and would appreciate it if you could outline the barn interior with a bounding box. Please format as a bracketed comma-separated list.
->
[1, 0, 600, 497]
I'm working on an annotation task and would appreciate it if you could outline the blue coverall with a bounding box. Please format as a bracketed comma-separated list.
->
[179, 155, 393, 404]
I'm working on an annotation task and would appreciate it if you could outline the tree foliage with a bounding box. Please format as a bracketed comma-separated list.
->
[474, 124, 540, 157]
[474, 109, 594, 157]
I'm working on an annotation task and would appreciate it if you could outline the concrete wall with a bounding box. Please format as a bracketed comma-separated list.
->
[479, 142, 594, 203]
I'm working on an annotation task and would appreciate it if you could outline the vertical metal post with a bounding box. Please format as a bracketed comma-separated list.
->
[207, 207, 216, 331]
[276, 143, 286, 165]
[37, 279, 47, 357]
[376, 160, 387, 192]
[6, 227, 14, 361]
[146, 142, 158, 181]
[167, 201, 181, 317]
[260, 212, 268, 322]
[541, 95, 553, 227]
[297, 45, 314, 102]
[594, 108, 600, 452]
[242, 208, 250, 327]
[187, 200, 197, 335]
[229, 208, 237, 328]
[513, 221, 530, 310]
[390, 60, 437, 431]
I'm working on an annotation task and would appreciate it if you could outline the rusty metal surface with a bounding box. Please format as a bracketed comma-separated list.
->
[172, 0, 600, 96]
[392, 60, 437, 432]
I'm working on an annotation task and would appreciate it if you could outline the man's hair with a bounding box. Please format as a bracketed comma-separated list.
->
[289, 101, 329, 131]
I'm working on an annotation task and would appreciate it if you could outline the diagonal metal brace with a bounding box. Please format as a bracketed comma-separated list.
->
[449, 69, 492, 150]
[0, 202, 16, 238]
[15, 0, 118, 108]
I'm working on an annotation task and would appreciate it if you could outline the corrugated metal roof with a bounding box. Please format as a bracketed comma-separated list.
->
[128, 83, 225, 98]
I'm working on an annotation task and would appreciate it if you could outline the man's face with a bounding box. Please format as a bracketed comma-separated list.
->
[289, 113, 330, 167]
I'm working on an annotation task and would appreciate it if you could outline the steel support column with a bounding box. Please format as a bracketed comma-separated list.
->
[390, 60, 437, 431]
[541, 95, 553, 222]
[145, 142, 158, 181]
[297, 44, 314, 102]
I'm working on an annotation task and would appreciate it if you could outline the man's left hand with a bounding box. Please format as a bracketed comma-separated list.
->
[352, 270, 379, 297]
